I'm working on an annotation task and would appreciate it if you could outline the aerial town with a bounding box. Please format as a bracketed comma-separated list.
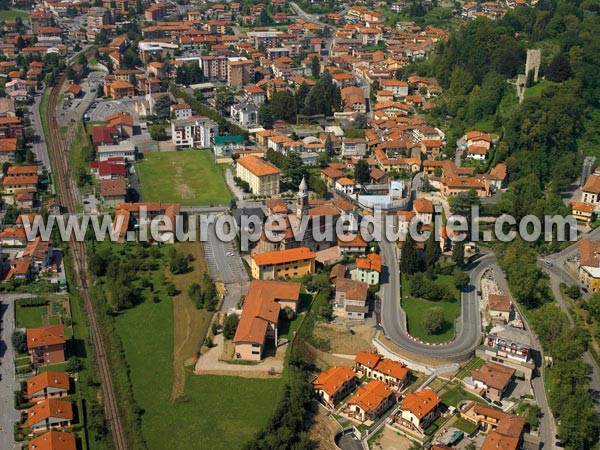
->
[0, 0, 598, 450]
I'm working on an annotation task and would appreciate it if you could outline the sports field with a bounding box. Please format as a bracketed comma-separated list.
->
[137, 150, 232, 206]
[0, 10, 30, 20]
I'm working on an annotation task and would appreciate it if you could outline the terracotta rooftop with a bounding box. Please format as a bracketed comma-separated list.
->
[400, 388, 441, 418]
[27, 372, 70, 398]
[27, 399, 73, 427]
[237, 155, 280, 177]
[471, 362, 515, 391]
[26, 325, 65, 350]
[313, 366, 356, 397]
[347, 379, 393, 413]
[28, 430, 76, 450]
[252, 247, 315, 267]
[488, 294, 511, 312]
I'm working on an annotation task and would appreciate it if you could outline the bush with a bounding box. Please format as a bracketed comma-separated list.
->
[223, 314, 239, 340]
[18, 297, 48, 307]
[11, 330, 27, 353]
[66, 356, 84, 373]
[422, 307, 446, 335]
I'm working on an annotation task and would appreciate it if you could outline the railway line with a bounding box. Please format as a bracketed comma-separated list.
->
[45, 74, 128, 450]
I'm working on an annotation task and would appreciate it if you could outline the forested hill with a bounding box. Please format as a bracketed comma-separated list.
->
[424, 0, 600, 219]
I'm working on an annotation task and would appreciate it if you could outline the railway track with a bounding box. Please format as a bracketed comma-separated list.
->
[46, 74, 128, 450]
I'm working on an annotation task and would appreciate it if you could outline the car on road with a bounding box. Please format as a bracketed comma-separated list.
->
[492, 400, 503, 408]
[226, 252, 234, 256]
[544, 260, 553, 267]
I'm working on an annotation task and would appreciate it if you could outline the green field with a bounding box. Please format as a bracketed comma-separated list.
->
[115, 280, 284, 450]
[0, 10, 31, 20]
[137, 150, 232, 206]
[440, 384, 485, 407]
[401, 275, 460, 343]
[15, 303, 45, 328]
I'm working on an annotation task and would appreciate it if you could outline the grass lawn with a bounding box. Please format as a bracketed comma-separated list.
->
[15, 300, 46, 328]
[454, 417, 478, 434]
[401, 275, 460, 343]
[0, 10, 31, 20]
[440, 384, 485, 408]
[455, 357, 485, 379]
[116, 273, 284, 450]
[137, 150, 232, 206]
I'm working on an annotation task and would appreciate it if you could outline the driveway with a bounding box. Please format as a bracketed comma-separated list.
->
[0, 294, 33, 450]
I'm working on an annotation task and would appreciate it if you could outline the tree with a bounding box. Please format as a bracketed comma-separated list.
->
[154, 95, 172, 120]
[215, 87, 234, 115]
[400, 234, 420, 275]
[354, 159, 370, 184]
[545, 53, 572, 83]
[311, 55, 320, 78]
[223, 314, 240, 339]
[324, 134, 335, 157]
[66, 356, 84, 373]
[453, 269, 470, 290]
[354, 113, 368, 129]
[188, 282, 202, 308]
[149, 124, 166, 141]
[422, 307, 445, 334]
[424, 232, 442, 267]
[169, 249, 189, 274]
[11, 330, 27, 353]
[452, 240, 465, 267]
[258, 104, 275, 128]
[589, 293, 600, 321]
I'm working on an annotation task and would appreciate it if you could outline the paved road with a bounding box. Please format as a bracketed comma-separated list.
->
[541, 226, 600, 413]
[379, 233, 486, 359]
[201, 216, 250, 311]
[289, 1, 326, 25]
[30, 89, 52, 172]
[488, 262, 557, 448]
[0, 294, 33, 450]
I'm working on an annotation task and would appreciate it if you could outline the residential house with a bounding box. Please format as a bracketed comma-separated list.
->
[91, 126, 120, 149]
[413, 198, 434, 225]
[233, 280, 301, 360]
[27, 399, 73, 433]
[335, 177, 355, 195]
[27, 372, 70, 403]
[171, 116, 219, 149]
[251, 247, 316, 280]
[333, 278, 369, 320]
[89, 159, 127, 180]
[582, 173, 600, 206]
[341, 86, 366, 113]
[341, 138, 368, 157]
[26, 325, 66, 366]
[571, 201, 595, 225]
[236, 155, 280, 196]
[321, 166, 345, 188]
[0, 137, 17, 163]
[356, 253, 381, 285]
[28, 430, 76, 450]
[488, 294, 511, 323]
[103, 80, 135, 99]
[396, 389, 441, 435]
[579, 239, 600, 292]
[230, 102, 258, 128]
[100, 178, 127, 207]
[380, 79, 408, 98]
[313, 366, 357, 407]
[464, 131, 492, 150]
[106, 112, 134, 139]
[337, 234, 368, 255]
[170, 103, 192, 120]
[484, 325, 531, 364]
[354, 351, 410, 390]
[462, 402, 526, 450]
[471, 362, 515, 402]
[346, 380, 395, 422]
[113, 202, 180, 244]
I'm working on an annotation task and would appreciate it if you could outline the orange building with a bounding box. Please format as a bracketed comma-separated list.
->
[26, 325, 66, 367]
[251, 247, 316, 280]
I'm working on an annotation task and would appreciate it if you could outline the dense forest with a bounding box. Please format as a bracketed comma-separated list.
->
[419, 0, 600, 447]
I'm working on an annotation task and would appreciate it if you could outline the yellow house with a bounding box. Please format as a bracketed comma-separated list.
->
[579, 239, 600, 292]
[251, 247, 316, 280]
[236, 155, 280, 196]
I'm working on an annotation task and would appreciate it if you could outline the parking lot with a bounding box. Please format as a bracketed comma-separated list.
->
[87, 99, 134, 122]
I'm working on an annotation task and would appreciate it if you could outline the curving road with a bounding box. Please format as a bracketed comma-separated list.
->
[378, 234, 487, 360]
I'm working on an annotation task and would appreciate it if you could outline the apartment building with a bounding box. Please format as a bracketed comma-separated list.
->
[235, 155, 280, 196]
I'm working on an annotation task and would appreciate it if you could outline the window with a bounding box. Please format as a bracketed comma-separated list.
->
[252, 351, 260, 355]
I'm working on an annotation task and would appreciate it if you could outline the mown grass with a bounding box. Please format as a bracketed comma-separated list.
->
[401, 274, 460, 343]
[0, 10, 31, 20]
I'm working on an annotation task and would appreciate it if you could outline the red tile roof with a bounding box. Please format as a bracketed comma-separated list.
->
[26, 325, 65, 350]
[252, 247, 316, 267]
